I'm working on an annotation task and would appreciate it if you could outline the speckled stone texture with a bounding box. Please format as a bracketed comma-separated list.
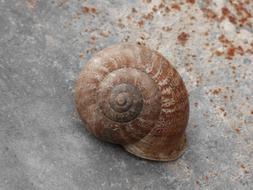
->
[0, 0, 252, 190]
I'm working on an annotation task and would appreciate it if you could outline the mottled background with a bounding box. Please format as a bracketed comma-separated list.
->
[0, 0, 253, 189]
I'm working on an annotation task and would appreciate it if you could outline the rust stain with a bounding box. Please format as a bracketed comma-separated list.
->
[211, 88, 222, 95]
[143, 12, 154, 21]
[138, 20, 145, 28]
[171, 4, 181, 11]
[81, 6, 97, 14]
[90, 7, 97, 14]
[177, 32, 190, 46]
[234, 128, 241, 134]
[82, 6, 90, 14]
[186, 0, 195, 4]
[217, 35, 246, 59]
[226, 47, 235, 60]
[202, 1, 252, 28]
[79, 53, 85, 59]
[26, 0, 37, 10]
[221, 7, 237, 24]
[214, 50, 224, 56]
[201, 8, 217, 20]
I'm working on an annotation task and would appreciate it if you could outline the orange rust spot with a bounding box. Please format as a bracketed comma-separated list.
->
[143, 12, 154, 20]
[218, 34, 246, 59]
[26, 0, 37, 9]
[229, 0, 252, 27]
[211, 88, 222, 95]
[138, 20, 145, 28]
[177, 32, 190, 46]
[171, 4, 181, 11]
[235, 128, 240, 134]
[226, 47, 235, 59]
[220, 6, 237, 24]
[79, 53, 85, 59]
[90, 7, 96, 14]
[202, 8, 217, 20]
[82, 6, 90, 14]
[215, 50, 224, 56]
[222, 7, 230, 16]
[228, 15, 237, 24]
[82, 6, 96, 14]
[186, 0, 195, 4]
[231, 0, 252, 17]
[218, 35, 230, 44]
[201, 0, 252, 29]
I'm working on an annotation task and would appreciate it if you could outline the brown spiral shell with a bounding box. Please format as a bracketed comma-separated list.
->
[75, 43, 189, 161]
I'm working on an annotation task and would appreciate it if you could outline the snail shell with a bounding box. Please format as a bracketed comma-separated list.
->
[75, 43, 189, 161]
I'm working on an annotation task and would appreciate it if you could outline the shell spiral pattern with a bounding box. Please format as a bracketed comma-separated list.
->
[75, 43, 189, 161]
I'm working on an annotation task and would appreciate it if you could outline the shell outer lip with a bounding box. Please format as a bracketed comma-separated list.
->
[123, 134, 187, 161]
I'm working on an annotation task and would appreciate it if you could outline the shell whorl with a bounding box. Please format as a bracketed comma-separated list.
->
[75, 43, 189, 161]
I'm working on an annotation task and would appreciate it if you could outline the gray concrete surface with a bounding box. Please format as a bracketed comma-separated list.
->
[0, 0, 253, 189]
